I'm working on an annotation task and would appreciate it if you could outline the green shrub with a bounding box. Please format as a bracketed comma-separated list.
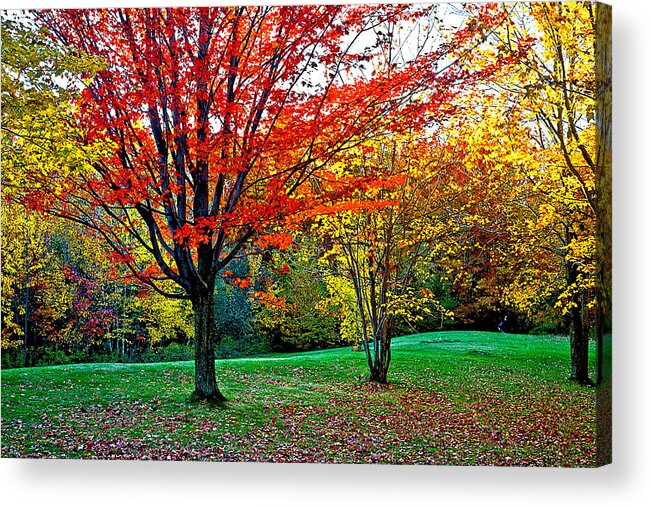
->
[215, 333, 272, 359]
[529, 317, 565, 336]
[140, 343, 194, 363]
[37, 347, 73, 366]
[1, 349, 24, 369]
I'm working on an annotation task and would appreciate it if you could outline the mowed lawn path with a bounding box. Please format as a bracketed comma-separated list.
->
[1, 332, 597, 466]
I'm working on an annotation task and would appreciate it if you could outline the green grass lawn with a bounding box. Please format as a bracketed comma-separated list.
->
[1, 331, 598, 466]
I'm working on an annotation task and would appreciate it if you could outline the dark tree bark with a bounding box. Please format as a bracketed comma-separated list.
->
[190, 288, 226, 403]
[567, 261, 592, 385]
[368, 327, 392, 384]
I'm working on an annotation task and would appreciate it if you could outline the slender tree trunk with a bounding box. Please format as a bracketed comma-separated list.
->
[569, 298, 590, 384]
[191, 289, 227, 403]
[568, 262, 591, 385]
[368, 323, 392, 384]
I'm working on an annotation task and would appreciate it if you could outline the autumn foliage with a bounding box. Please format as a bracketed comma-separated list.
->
[1, 2, 607, 397]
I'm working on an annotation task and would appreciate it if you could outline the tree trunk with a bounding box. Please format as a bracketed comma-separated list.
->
[568, 262, 592, 385]
[368, 325, 391, 384]
[191, 289, 227, 403]
[569, 299, 590, 385]
[369, 364, 388, 383]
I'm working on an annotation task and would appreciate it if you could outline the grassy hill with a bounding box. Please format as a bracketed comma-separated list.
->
[1, 331, 598, 466]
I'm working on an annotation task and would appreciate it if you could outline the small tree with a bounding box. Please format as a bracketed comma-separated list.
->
[316, 138, 452, 383]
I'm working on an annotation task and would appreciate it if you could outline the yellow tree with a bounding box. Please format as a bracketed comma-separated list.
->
[426, 92, 562, 332]
[0, 201, 71, 364]
[3, 15, 198, 364]
[1, 16, 104, 364]
[315, 137, 452, 383]
[471, 1, 600, 384]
